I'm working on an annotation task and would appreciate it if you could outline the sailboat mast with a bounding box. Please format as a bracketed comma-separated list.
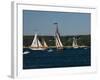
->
[54, 22, 60, 36]
[54, 22, 63, 49]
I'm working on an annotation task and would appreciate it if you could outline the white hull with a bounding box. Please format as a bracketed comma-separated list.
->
[30, 47, 46, 50]
[73, 46, 78, 48]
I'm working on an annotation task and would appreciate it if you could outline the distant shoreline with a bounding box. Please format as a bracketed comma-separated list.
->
[23, 35, 91, 47]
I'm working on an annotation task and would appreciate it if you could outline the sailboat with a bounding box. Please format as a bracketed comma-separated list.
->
[30, 34, 48, 50]
[54, 23, 63, 49]
[72, 37, 78, 48]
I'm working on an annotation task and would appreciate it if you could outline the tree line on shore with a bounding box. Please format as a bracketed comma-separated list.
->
[23, 35, 90, 47]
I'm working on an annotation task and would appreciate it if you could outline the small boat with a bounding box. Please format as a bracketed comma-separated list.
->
[30, 34, 48, 50]
[72, 37, 79, 48]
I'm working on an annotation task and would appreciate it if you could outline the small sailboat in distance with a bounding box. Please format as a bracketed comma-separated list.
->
[72, 37, 78, 48]
[54, 23, 63, 49]
[30, 34, 46, 50]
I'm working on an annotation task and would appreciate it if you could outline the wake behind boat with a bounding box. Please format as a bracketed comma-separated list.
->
[23, 51, 30, 54]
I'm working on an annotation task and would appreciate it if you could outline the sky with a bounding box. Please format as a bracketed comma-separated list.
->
[23, 10, 91, 36]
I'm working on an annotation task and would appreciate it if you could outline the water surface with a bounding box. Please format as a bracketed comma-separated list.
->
[23, 48, 91, 69]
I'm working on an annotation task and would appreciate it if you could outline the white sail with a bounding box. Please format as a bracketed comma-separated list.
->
[31, 34, 43, 48]
[55, 27, 63, 48]
[31, 34, 45, 50]
[72, 37, 78, 48]
[57, 34, 63, 47]
[55, 36, 60, 48]
[30, 34, 49, 50]
[54, 23, 63, 49]
[55, 33, 63, 48]
[31, 34, 38, 48]
[43, 40, 48, 48]
[37, 39, 43, 48]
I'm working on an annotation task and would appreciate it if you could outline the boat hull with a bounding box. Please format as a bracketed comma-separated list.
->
[30, 47, 47, 50]
[73, 46, 79, 49]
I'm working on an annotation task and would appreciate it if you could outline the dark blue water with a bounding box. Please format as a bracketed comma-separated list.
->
[23, 48, 91, 69]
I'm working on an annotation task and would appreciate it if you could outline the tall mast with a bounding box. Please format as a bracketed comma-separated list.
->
[54, 22, 60, 36]
[54, 22, 63, 49]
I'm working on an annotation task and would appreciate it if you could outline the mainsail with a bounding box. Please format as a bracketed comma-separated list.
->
[54, 23, 63, 49]
[31, 34, 43, 48]
[31, 34, 48, 50]
[31, 34, 45, 50]
[72, 37, 78, 48]
[55, 33, 63, 48]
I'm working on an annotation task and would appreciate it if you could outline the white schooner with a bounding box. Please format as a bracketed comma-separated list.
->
[72, 37, 78, 48]
[30, 34, 48, 50]
[54, 23, 63, 49]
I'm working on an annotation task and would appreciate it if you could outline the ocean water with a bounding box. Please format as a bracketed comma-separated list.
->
[23, 48, 91, 69]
